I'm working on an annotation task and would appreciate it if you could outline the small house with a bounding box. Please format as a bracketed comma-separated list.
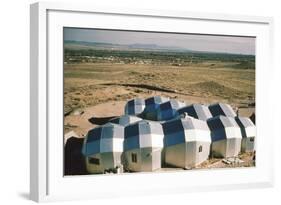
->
[82, 123, 124, 174]
[207, 115, 242, 158]
[162, 116, 211, 168]
[123, 120, 164, 172]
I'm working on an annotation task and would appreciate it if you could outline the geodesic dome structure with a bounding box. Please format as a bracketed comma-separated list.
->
[123, 120, 164, 172]
[80, 96, 255, 175]
[162, 117, 211, 168]
[142, 96, 170, 120]
[156, 99, 186, 121]
[207, 115, 242, 158]
[235, 116, 256, 152]
[82, 123, 124, 174]
[124, 98, 146, 115]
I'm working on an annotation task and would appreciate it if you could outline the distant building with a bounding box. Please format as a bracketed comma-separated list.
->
[123, 120, 164, 172]
[162, 117, 211, 168]
[207, 116, 242, 158]
[82, 123, 124, 174]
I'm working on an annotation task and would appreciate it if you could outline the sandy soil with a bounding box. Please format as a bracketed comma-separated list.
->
[64, 101, 126, 137]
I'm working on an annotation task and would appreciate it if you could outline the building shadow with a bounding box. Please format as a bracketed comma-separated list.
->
[88, 116, 117, 125]
[250, 112, 255, 124]
[64, 137, 88, 175]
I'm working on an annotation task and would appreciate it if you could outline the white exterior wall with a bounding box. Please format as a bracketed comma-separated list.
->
[225, 127, 242, 139]
[139, 134, 164, 148]
[245, 126, 256, 138]
[112, 138, 124, 152]
[184, 129, 211, 143]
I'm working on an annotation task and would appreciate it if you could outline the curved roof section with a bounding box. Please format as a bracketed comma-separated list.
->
[209, 103, 236, 117]
[124, 98, 146, 115]
[207, 116, 242, 141]
[235, 116, 255, 128]
[163, 118, 211, 146]
[145, 96, 170, 105]
[235, 116, 256, 138]
[177, 103, 212, 121]
[82, 123, 124, 156]
[156, 99, 186, 121]
[124, 120, 164, 150]
[110, 115, 142, 126]
[144, 96, 170, 111]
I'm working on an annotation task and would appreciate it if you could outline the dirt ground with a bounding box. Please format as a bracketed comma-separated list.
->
[64, 62, 255, 137]
[157, 152, 255, 172]
[195, 152, 255, 169]
[64, 101, 126, 137]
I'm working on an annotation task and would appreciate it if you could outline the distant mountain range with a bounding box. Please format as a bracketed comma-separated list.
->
[64, 40, 254, 56]
[64, 40, 194, 52]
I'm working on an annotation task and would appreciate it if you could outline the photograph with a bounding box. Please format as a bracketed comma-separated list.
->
[63, 28, 256, 176]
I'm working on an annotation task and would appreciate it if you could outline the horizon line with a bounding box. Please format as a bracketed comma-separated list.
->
[64, 40, 255, 56]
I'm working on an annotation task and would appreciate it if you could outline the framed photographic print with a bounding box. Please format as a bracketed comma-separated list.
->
[30, 2, 274, 202]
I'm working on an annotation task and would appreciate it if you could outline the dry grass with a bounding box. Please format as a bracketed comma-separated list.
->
[64, 62, 255, 116]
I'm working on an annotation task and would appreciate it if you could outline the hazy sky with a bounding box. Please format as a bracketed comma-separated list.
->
[64, 28, 255, 55]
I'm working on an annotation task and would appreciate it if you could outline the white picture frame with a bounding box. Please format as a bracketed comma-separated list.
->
[30, 1, 274, 202]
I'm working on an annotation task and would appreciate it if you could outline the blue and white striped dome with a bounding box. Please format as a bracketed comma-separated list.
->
[156, 99, 186, 121]
[124, 120, 164, 151]
[177, 103, 212, 121]
[124, 98, 146, 115]
[82, 123, 124, 156]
